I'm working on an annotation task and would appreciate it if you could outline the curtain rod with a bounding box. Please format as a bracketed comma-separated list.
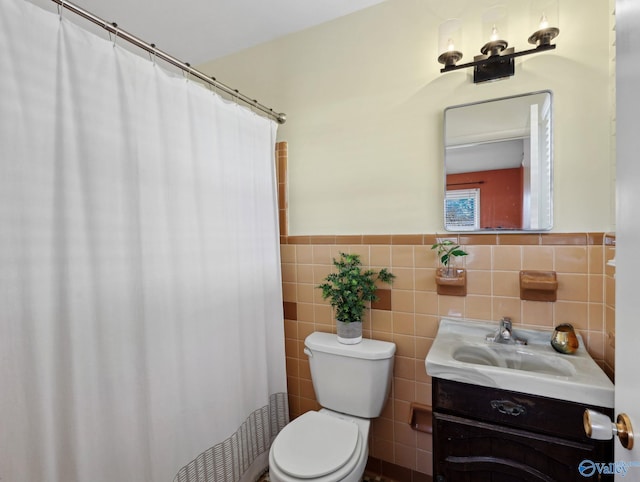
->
[51, 0, 287, 124]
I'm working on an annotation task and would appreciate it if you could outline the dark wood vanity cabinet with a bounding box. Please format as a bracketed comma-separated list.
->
[432, 378, 614, 482]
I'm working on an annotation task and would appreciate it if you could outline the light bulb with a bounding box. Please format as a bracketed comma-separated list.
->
[490, 25, 499, 41]
[539, 13, 549, 29]
[447, 38, 455, 52]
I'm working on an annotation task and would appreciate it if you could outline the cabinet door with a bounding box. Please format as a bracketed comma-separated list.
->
[434, 412, 613, 482]
[433, 378, 614, 442]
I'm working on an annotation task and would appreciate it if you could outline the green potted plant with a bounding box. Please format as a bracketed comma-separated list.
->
[431, 239, 468, 277]
[318, 252, 395, 344]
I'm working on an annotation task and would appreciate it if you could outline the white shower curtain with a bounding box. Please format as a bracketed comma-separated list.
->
[0, 0, 287, 480]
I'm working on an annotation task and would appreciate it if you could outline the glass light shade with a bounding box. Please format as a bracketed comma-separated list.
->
[480, 5, 509, 56]
[438, 19, 463, 56]
[529, 0, 559, 33]
[528, 0, 560, 45]
[481, 5, 509, 44]
[437, 19, 464, 67]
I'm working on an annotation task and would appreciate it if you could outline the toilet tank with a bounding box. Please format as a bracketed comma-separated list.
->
[304, 332, 396, 419]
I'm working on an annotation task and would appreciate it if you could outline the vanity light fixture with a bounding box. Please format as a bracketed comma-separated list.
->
[438, 10, 559, 83]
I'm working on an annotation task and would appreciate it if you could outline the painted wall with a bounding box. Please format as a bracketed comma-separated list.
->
[199, 0, 612, 236]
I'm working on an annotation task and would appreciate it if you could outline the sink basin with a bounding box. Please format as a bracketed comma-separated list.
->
[426, 318, 614, 408]
[451, 344, 576, 376]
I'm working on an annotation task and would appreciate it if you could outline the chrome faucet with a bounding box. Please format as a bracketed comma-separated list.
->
[494, 317, 513, 343]
[487, 317, 528, 345]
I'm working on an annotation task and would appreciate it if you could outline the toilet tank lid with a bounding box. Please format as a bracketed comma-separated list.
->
[305, 332, 396, 360]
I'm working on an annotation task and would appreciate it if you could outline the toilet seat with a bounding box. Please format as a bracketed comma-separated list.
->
[271, 411, 361, 479]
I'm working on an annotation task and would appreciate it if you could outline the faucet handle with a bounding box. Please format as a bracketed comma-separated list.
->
[499, 317, 512, 341]
[501, 316, 512, 328]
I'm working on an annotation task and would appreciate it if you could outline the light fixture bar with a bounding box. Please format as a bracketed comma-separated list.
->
[440, 43, 556, 74]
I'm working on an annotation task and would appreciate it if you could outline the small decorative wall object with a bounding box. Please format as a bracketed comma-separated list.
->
[409, 402, 433, 434]
[436, 268, 467, 296]
[519, 270, 558, 301]
[432, 238, 468, 296]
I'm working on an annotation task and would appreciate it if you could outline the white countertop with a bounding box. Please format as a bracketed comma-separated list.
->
[425, 318, 614, 408]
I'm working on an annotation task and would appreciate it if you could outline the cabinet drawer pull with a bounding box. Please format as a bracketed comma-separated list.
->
[491, 400, 526, 416]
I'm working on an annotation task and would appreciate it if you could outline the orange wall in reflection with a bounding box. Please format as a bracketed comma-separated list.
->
[447, 167, 523, 229]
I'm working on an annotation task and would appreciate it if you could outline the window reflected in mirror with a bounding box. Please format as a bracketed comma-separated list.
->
[444, 91, 553, 232]
[445, 189, 480, 231]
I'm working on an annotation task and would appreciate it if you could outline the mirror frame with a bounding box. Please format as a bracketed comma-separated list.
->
[443, 90, 554, 233]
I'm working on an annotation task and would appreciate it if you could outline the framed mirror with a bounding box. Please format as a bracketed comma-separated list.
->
[443, 91, 553, 232]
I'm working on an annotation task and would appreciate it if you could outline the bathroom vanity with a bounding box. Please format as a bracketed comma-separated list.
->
[432, 378, 613, 481]
[426, 318, 615, 482]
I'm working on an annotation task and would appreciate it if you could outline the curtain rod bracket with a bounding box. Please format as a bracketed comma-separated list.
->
[111, 22, 118, 47]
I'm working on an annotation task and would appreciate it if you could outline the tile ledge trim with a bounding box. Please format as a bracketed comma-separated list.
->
[281, 233, 608, 246]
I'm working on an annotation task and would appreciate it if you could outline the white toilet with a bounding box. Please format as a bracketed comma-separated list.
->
[269, 331, 396, 482]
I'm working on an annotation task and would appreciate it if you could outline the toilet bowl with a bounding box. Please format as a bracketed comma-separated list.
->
[268, 332, 395, 482]
[268, 409, 369, 482]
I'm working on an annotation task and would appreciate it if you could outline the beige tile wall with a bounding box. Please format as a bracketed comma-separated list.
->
[280, 234, 615, 476]
[275, 142, 288, 237]
[604, 233, 616, 380]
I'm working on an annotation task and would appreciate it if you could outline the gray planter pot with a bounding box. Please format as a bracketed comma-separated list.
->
[336, 320, 363, 345]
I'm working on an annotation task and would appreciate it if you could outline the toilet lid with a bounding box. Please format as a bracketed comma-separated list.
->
[272, 411, 359, 479]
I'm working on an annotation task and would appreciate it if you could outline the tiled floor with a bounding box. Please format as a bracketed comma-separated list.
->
[256, 470, 398, 482]
[363, 473, 399, 482]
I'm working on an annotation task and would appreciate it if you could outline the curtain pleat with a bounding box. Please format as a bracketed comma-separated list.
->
[0, 0, 287, 480]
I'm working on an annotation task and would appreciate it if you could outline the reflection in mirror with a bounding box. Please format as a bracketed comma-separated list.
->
[444, 91, 553, 232]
